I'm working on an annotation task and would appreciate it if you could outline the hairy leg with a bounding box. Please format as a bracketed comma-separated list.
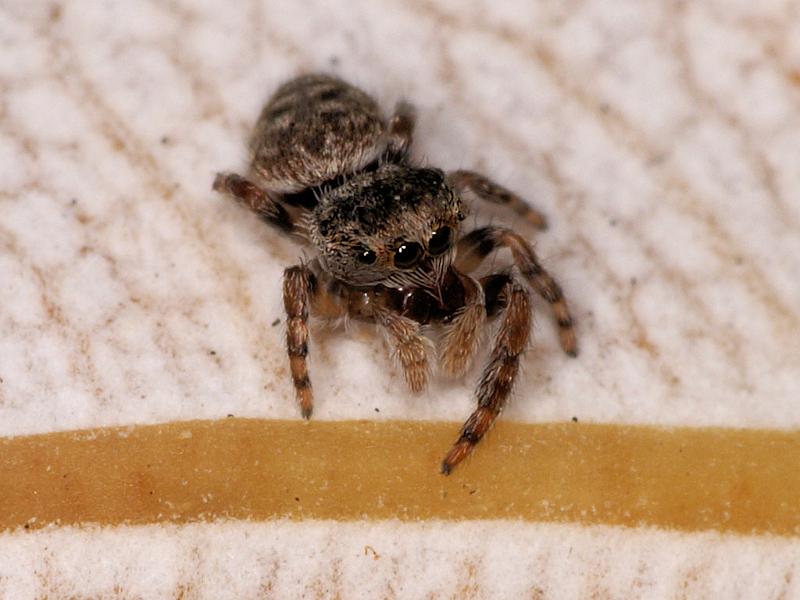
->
[480, 272, 513, 318]
[440, 272, 486, 377]
[448, 170, 548, 230]
[441, 279, 532, 474]
[384, 101, 416, 162]
[374, 305, 432, 393]
[283, 265, 315, 418]
[455, 226, 577, 357]
[213, 172, 302, 237]
[282, 263, 353, 419]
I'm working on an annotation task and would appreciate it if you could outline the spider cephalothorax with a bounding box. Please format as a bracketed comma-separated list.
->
[214, 74, 578, 474]
[310, 164, 463, 288]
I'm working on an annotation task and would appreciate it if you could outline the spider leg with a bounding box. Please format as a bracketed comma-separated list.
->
[440, 272, 486, 377]
[442, 278, 531, 474]
[374, 305, 432, 393]
[448, 170, 548, 230]
[384, 101, 416, 162]
[282, 263, 353, 419]
[213, 172, 302, 237]
[455, 226, 577, 357]
[279, 267, 336, 421]
[480, 271, 513, 318]
[283, 265, 315, 418]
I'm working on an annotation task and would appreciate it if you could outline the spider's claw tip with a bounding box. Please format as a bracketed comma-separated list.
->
[301, 407, 313, 419]
[566, 348, 578, 358]
[440, 461, 453, 476]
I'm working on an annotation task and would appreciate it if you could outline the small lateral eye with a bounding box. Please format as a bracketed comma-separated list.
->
[357, 247, 377, 265]
[428, 226, 453, 256]
[393, 241, 422, 268]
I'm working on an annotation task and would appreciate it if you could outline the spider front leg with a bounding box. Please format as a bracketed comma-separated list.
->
[448, 170, 548, 230]
[282, 264, 353, 418]
[440, 272, 486, 377]
[456, 226, 578, 357]
[442, 279, 532, 474]
[283, 265, 316, 418]
[213, 172, 301, 236]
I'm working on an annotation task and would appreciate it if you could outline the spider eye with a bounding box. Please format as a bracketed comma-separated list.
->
[393, 241, 422, 269]
[357, 247, 377, 265]
[428, 226, 453, 256]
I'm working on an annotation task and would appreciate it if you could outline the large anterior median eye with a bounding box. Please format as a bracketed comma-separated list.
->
[428, 226, 452, 255]
[393, 241, 422, 268]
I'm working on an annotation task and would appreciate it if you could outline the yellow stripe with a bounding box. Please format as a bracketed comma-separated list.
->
[1, 419, 798, 535]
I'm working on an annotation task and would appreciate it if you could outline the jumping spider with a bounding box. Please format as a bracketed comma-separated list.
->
[213, 74, 577, 474]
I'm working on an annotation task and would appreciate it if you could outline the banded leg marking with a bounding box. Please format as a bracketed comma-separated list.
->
[455, 226, 578, 357]
[448, 170, 548, 229]
[283, 265, 315, 418]
[442, 281, 532, 474]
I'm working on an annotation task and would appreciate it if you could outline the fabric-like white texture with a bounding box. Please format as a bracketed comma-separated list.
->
[1, 0, 799, 596]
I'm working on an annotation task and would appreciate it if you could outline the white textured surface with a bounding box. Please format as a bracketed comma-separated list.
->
[1, 520, 800, 599]
[0, 2, 800, 434]
[1, 0, 799, 436]
[2, 0, 800, 596]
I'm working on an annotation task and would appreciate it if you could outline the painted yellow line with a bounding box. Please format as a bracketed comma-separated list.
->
[1, 419, 798, 536]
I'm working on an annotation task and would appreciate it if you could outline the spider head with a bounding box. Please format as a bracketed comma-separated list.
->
[310, 164, 465, 288]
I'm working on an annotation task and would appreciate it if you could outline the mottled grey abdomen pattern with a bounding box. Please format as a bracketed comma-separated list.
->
[249, 74, 387, 193]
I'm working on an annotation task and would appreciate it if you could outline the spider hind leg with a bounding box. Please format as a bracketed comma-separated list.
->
[384, 101, 417, 162]
[213, 172, 300, 236]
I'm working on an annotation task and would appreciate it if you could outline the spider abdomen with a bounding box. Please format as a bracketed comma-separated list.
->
[249, 74, 387, 193]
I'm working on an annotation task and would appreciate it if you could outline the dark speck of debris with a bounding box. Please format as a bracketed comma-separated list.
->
[374, 407, 380, 413]
[609, 218, 618, 227]
[209, 349, 217, 356]
[294, 496, 300, 502]
[571, 416, 578, 423]
[462, 483, 478, 495]
[227, 414, 234, 418]
[160, 135, 170, 145]
[630, 277, 637, 286]
[271, 318, 281, 327]
[329, 55, 340, 66]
